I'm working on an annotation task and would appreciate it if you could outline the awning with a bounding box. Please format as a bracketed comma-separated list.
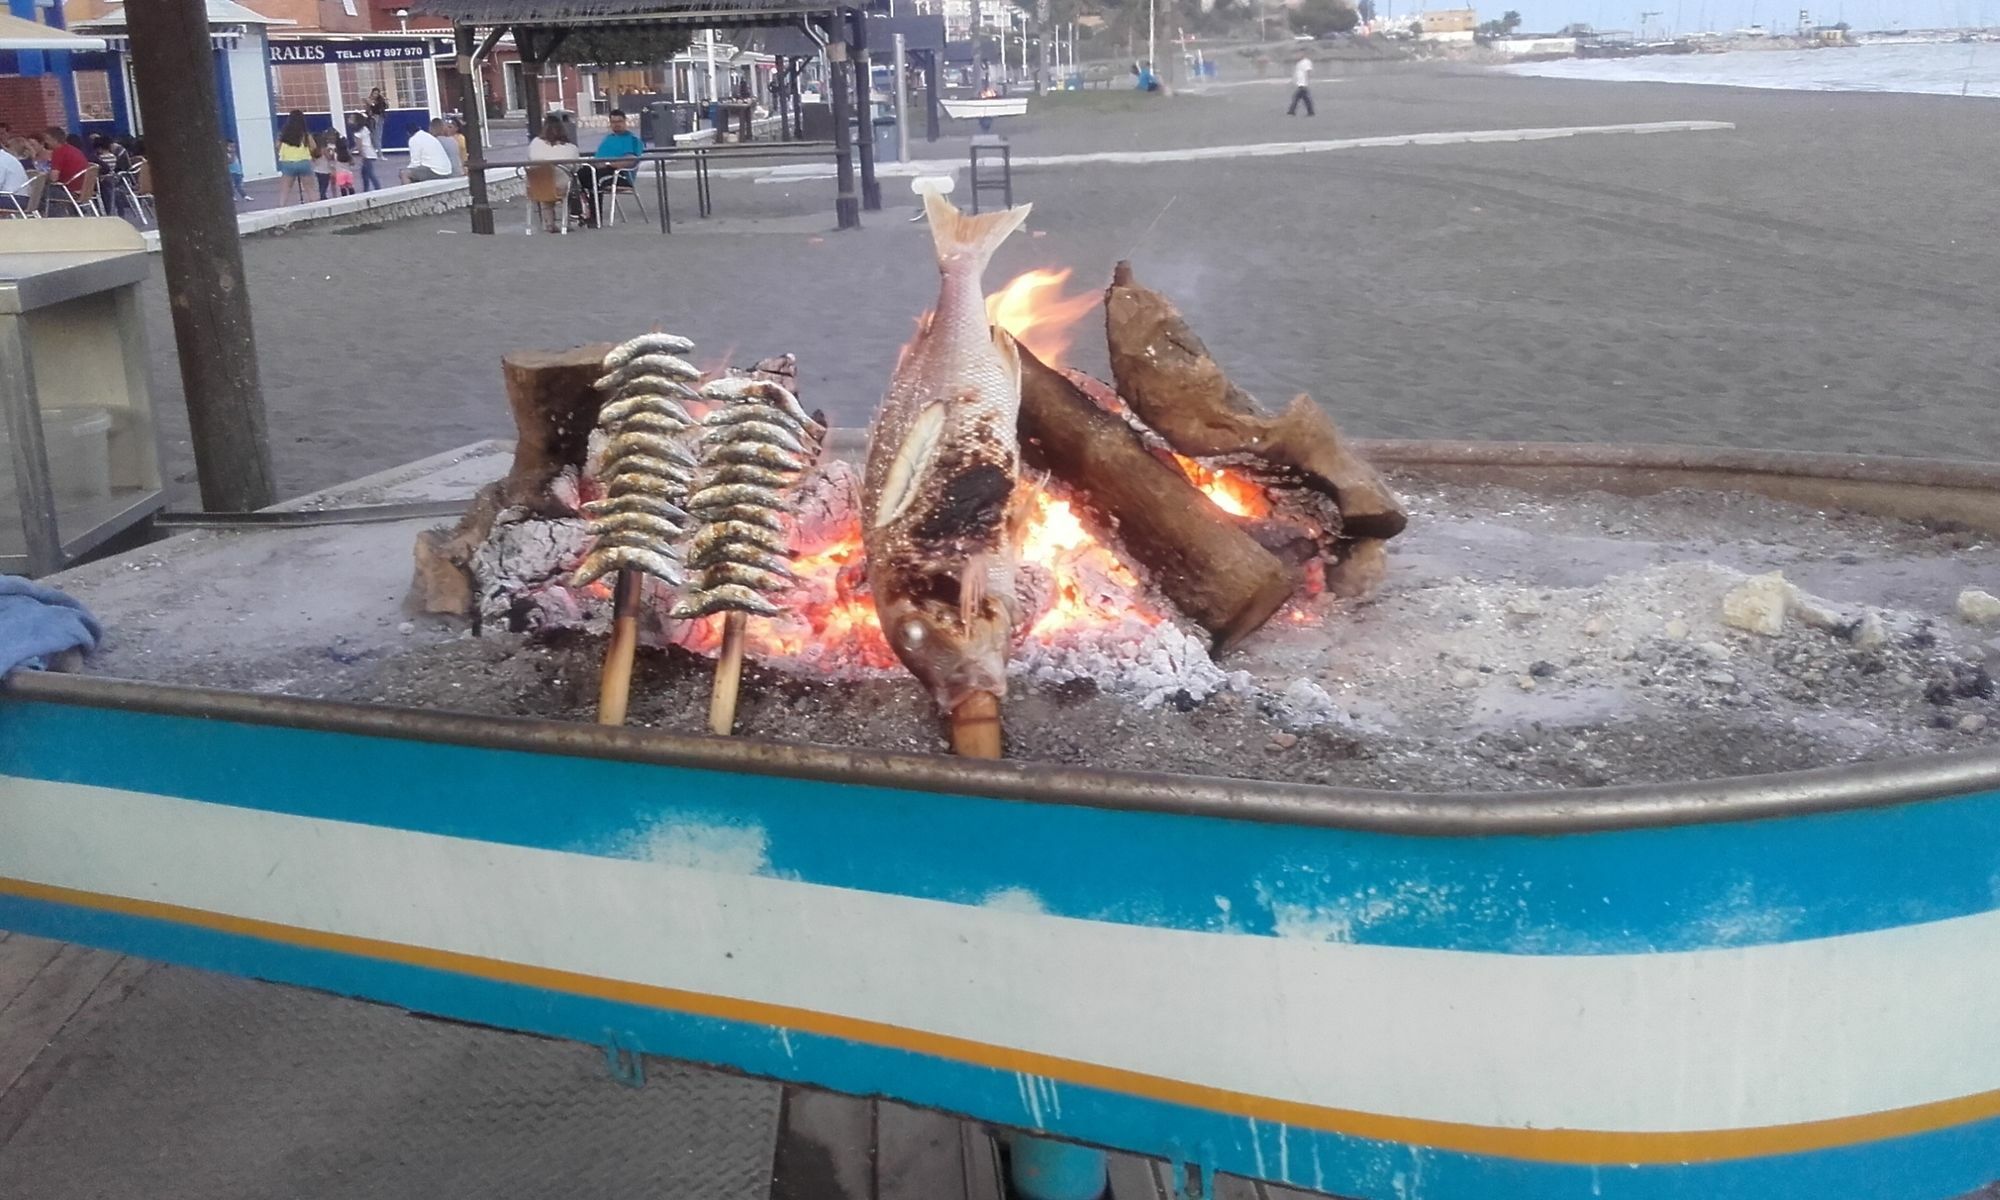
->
[0, 13, 108, 52]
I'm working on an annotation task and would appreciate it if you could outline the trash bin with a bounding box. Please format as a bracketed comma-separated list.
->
[0, 218, 163, 576]
[641, 100, 678, 145]
[799, 101, 835, 140]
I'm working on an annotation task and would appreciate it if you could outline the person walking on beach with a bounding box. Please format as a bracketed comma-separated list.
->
[1287, 52, 1315, 116]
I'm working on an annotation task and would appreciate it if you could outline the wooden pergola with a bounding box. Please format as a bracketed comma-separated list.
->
[414, 0, 883, 232]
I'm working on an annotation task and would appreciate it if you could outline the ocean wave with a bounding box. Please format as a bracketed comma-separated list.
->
[1496, 42, 2000, 99]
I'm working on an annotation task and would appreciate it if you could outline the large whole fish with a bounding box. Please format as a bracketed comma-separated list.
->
[861, 191, 1033, 713]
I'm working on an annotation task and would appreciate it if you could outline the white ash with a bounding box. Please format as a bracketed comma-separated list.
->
[1013, 614, 1229, 709]
[470, 507, 596, 630]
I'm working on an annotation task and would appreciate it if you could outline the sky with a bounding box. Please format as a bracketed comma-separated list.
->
[1422, 1, 2000, 34]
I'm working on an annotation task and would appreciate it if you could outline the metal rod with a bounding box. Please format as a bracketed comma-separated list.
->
[892, 33, 909, 164]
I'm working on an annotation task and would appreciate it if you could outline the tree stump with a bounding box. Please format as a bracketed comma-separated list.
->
[406, 343, 614, 615]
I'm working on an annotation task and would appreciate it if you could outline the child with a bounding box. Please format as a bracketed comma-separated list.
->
[225, 141, 249, 202]
[331, 128, 356, 196]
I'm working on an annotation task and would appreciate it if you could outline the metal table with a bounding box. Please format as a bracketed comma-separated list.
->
[480, 141, 846, 235]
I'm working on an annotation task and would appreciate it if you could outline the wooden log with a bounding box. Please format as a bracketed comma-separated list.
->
[499, 342, 616, 511]
[1105, 261, 1408, 542]
[405, 344, 612, 615]
[1017, 345, 1297, 651]
[126, 0, 275, 514]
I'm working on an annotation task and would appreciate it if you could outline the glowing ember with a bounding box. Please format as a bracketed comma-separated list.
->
[1171, 454, 1271, 519]
[987, 269, 1101, 367]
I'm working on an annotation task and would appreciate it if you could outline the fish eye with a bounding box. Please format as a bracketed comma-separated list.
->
[899, 620, 926, 649]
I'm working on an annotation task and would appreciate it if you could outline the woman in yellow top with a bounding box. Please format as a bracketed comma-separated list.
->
[274, 110, 316, 206]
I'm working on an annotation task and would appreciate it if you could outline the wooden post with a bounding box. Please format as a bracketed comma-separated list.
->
[456, 25, 495, 235]
[125, 0, 275, 513]
[827, 35, 860, 230]
[517, 26, 547, 141]
[852, 39, 881, 210]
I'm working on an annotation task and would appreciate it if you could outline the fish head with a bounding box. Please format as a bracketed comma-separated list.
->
[877, 571, 1014, 711]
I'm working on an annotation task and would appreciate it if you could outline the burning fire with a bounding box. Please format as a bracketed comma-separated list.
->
[659, 272, 1278, 665]
[1172, 454, 1271, 519]
[987, 268, 1102, 367]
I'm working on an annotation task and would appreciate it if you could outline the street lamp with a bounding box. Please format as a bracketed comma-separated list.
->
[394, 7, 410, 30]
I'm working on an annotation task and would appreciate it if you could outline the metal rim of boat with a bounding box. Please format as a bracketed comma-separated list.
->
[10, 440, 2000, 837]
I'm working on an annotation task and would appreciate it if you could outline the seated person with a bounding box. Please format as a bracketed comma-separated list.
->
[45, 127, 88, 187]
[0, 139, 28, 202]
[581, 108, 644, 194]
[402, 118, 455, 183]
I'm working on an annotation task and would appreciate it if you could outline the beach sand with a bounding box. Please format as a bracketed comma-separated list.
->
[136, 67, 2000, 501]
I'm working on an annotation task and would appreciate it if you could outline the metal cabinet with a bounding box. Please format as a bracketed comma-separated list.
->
[0, 219, 163, 576]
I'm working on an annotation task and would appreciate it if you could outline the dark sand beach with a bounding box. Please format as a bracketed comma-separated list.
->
[138, 66, 2000, 500]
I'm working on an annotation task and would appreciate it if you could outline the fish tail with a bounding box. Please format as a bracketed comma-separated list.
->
[991, 324, 1022, 393]
[924, 191, 1031, 275]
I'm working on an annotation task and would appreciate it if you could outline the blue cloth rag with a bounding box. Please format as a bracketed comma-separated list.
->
[0, 575, 102, 672]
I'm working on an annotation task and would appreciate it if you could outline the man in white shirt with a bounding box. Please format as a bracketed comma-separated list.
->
[0, 144, 26, 201]
[402, 118, 455, 183]
[1287, 52, 1315, 117]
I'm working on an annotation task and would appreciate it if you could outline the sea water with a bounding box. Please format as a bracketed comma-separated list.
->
[1498, 41, 2000, 99]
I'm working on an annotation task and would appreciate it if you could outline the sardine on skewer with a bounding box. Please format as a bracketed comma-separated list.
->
[671, 372, 826, 626]
[604, 430, 695, 462]
[573, 543, 684, 589]
[706, 442, 809, 473]
[700, 420, 812, 456]
[583, 494, 689, 522]
[702, 376, 824, 439]
[598, 390, 698, 427]
[600, 332, 695, 372]
[701, 463, 796, 490]
[573, 331, 699, 593]
[595, 355, 702, 391]
[686, 482, 792, 513]
[688, 520, 790, 562]
[670, 583, 784, 620]
[701, 404, 808, 434]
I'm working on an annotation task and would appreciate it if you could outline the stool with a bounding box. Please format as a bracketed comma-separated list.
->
[968, 135, 1012, 213]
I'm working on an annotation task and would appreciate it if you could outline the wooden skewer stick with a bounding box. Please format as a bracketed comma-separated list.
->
[596, 568, 643, 726]
[708, 610, 749, 736]
[949, 690, 1003, 759]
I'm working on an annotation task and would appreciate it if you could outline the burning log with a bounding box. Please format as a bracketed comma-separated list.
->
[1016, 344, 1297, 652]
[407, 343, 615, 616]
[1102, 261, 1407, 597]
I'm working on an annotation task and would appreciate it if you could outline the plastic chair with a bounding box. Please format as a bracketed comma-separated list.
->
[522, 164, 569, 235]
[1, 172, 45, 218]
[50, 165, 102, 217]
[119, 159, 155, 226]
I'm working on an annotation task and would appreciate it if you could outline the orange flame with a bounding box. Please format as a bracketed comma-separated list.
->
[1171, 454, 1271, 519]
[987, 269, 1101, 367]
